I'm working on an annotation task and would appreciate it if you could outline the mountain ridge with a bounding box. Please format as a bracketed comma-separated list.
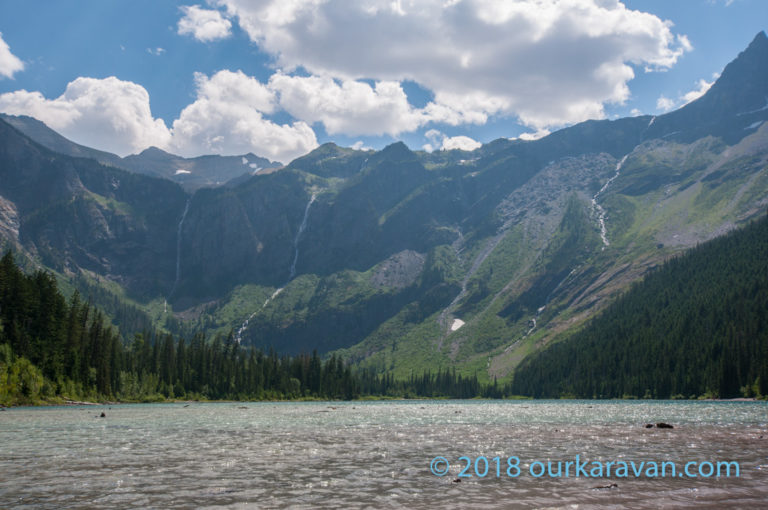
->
[0, 113, 282, 191]
[0, 32, 767, 383]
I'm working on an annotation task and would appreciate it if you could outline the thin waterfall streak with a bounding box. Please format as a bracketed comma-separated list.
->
[289, 194, 316, 280]
[235, 288, 283, 343]
[168, 197, 192, 302]
[592, 155, 628, 248]
[236, 193, 317, 343]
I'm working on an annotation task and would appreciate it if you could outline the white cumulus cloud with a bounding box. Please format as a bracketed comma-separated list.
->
[0, 76, 171, 156]
[269, 73, 425, 136]
[351, 140, 372, 151]
[0, 71, 317, 163]
[441, 135, 481, 151]
[215, 0, 690, 131]
[422, 129, 481, 151]
[178, 5, 233, 42]
[681, 77, 715, 105]
[516, 128, 551, 141]
[656, 76, 716, 113]
[656, 95, 676, 113]
[169, 70, 317, 163]
[0, 32, 24, 79]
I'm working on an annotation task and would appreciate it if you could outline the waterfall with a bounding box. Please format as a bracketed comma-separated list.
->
[508, 156, 629, 352]
[235, 193, 317, 343]
[591, 155, 628, 249]
[168, 197, 192, 302]
[289, 194, 316, 280]
[234, 287, 283, 343]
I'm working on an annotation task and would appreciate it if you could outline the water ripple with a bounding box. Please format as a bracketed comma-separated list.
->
[1, 400, 766, 508]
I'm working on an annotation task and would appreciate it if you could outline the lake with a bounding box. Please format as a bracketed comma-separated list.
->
[1, 400, 766, 508]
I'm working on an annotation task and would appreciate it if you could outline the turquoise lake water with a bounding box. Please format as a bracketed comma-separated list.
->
[1, 400, 766, 508]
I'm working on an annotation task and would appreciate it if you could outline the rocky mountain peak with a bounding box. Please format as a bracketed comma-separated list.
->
[374, 141, 416, 164]
[133, 146, 176, 160]
[644, 31, 768, 144]
[704, 30, 768, 105]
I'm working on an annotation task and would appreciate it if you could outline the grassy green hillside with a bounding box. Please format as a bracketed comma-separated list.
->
[511, 213, 768, 399]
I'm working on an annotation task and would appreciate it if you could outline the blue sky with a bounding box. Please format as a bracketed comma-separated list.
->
[0, 0, 765, 163]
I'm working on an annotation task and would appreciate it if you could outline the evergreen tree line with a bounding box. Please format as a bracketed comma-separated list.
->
[357, 368, 504, 399]
[7, 212, 765, 406]
[511, 214, 768, 399]
[0, 251, 491, 405]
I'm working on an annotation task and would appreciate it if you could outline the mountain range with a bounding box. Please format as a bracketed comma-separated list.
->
[1, 31, 767, 383]
[0, 114, 282, 191]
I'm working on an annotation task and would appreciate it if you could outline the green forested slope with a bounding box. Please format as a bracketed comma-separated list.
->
[0, 250, 362, 404]
[511, 214, 768, 399]
[0, 252, 492, 405]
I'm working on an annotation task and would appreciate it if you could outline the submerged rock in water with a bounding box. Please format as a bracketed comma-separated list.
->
[643, 422, 674, 429]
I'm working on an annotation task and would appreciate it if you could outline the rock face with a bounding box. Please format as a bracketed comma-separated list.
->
[0, 119, 186, 297]
[0, 33, 767, 373]
[0, 195, 20, 246]
[370, 250, 426, 289]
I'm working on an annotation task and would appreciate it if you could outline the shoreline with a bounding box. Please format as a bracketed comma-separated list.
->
[3, 396, 763, 410]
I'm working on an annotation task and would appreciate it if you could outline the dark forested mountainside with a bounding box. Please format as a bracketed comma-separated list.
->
[511, 214, 768, 399]
[0, 117, 188, 297]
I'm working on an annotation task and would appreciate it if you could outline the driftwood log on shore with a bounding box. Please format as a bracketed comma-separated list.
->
[64, 400, 100, 406]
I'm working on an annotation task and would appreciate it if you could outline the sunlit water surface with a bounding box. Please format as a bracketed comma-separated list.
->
[1, 400, 766, 508]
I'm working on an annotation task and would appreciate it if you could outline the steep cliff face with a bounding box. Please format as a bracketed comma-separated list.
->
[175, 170, 312, 303]
[0, 119, 187, 297]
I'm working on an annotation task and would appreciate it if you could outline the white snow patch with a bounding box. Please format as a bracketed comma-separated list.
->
[745, 120, 764, 130]
[174, 169, 191, 175]
[451, 318, 465, 331]
[242, 156, 249, 165]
